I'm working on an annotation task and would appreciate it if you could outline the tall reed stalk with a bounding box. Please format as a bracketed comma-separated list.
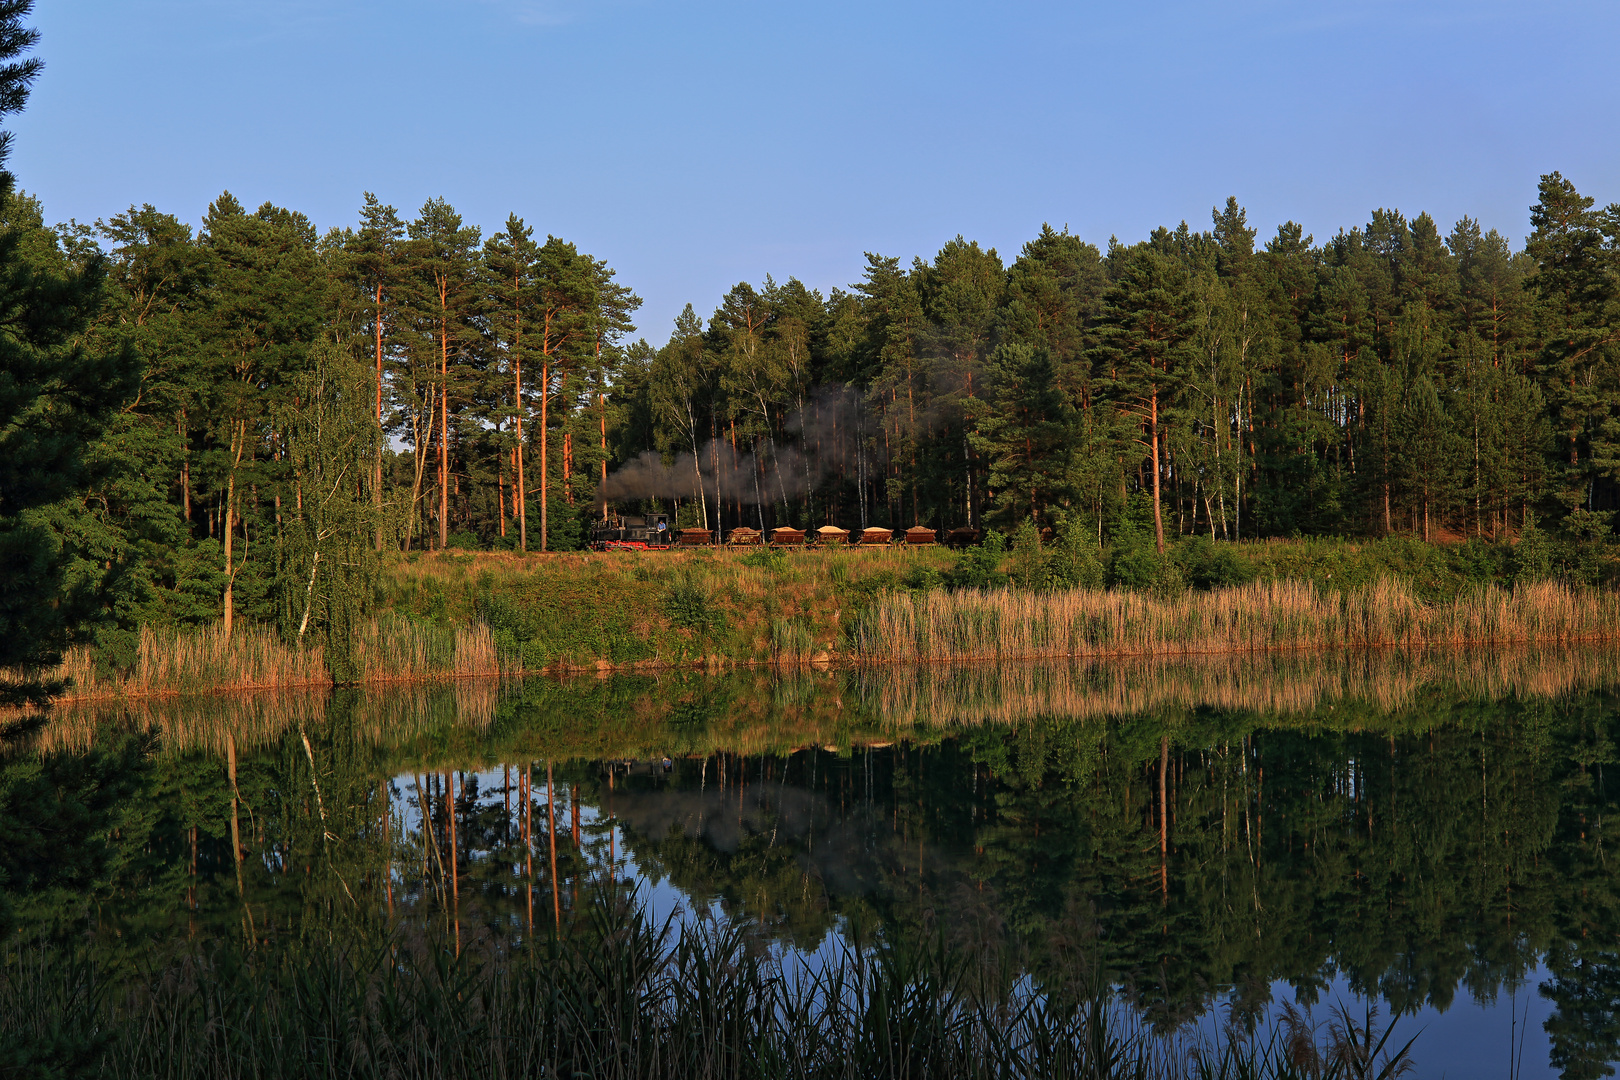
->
[850, 579, 1620, 663]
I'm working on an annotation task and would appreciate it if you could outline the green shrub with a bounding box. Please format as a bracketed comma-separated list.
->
[1174, 536, 1257, 590]
[1514, 513, 1554, 585]
[946, 531, 1008, 590]
[662, 572, 721, 635]
[1107, 542, 1184, 596]
[1047, 519, 1104, 590]
[740, 547, 785, 570]
[902, 563, 945, 592]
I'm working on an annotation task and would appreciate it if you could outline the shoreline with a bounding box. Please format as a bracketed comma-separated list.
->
[12, 630, 1620, 709]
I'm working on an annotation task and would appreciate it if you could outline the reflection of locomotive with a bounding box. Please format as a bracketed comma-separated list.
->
[590, 513, 674, 550]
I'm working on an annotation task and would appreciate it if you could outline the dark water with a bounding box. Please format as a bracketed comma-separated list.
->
[5, 655, 1618, 1078]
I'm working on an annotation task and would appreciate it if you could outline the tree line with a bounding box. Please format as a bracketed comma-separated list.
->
[619, 185, 1619, 556]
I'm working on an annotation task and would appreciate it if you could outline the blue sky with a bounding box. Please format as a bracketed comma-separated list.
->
[14, 1, 1620, 341]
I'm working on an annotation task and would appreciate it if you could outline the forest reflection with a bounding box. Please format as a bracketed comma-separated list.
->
[4, 649, 1618, 1077]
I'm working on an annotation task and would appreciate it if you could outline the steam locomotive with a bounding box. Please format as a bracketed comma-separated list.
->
[589, 512, 679, 550]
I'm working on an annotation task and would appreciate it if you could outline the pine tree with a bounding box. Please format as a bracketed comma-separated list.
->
[0, 1, 139, 691]
[1526, 172, 1620, 521]
[1093, 247, 1194, 553]
[198, 194, 325, 636]
[532, 236, 593, 550]
[404, 198, 481, 550]
[974, 343, 1074, 525]
[345, 193, 405, 549]
[483, 215, 539, 550]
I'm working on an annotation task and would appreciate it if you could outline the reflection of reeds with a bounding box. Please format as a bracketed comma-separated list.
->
[851, 580, 1620, 662]
[21, 680, 502, 758]
[856, 645, 1620, 728]
[10, 885, 1349, 1079]
[20, 643, 1617, 763]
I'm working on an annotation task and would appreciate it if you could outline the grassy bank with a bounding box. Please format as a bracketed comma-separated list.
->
[8, 534, 1620, 702]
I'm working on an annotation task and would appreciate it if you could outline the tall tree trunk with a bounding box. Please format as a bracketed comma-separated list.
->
[438, 312, 450, 551]
[222, 420, 246, 641]
[1150, 388, 1165, 554]
[375, 282, 385, 551]
[514, 282, 527, 552]
[564, 431, 573, 503]
[600, 391, 610, 522]
[540, 360, 549, 551]
[405, 384, 437, 553]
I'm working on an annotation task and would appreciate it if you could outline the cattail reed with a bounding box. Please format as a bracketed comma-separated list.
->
[850, 579, 1620, 663]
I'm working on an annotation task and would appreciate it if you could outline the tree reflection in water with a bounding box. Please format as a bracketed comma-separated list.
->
[1, 651, 1616, 1077]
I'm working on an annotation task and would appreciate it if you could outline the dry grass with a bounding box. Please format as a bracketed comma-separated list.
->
[850, 579, 1620, 663]
[1, 623, 329, 701]
[354, 616, 509, 682]
[1, 618, 511, 708]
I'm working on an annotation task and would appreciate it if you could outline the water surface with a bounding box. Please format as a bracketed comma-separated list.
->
[7, 651, 1617, 1078]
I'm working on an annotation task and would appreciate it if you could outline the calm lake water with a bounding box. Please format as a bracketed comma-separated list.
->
[8, 650, 1618, 1078]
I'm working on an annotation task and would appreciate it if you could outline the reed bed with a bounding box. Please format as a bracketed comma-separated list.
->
[850, 579, 1620, 663]
[1, 617, 514, 708]
[0, 623, 329, 702]
[353, 614, 510, 682]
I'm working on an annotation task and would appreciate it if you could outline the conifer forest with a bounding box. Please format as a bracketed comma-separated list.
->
[14, 172, 1620, 651]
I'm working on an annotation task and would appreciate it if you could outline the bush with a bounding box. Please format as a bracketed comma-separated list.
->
[902, 563, 945, 592]
[662, 572, 722, 635]
[740, 547, 785, 570]
[1514, 513, 1554, 585]
[946, 530, 1008, 590]
[1107, 541, 1184, 596]
[1046, 519, 1104, 590]
[1009, 521, 1047, 591]
[1174, 536, 1257, 590]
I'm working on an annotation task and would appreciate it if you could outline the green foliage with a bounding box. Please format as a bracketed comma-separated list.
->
[476, 572, 665, 666]
[1171, 536, 1257, 590]
[273, 341, 380, 682]
[661, 571, 720, 637]
[945, 530, 1009, 590]
[740, 546, 785, 570]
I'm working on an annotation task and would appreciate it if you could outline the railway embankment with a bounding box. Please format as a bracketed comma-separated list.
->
[9, 530, 1620, 703]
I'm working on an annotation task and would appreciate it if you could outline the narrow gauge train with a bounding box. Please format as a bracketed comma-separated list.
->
[589, 513, 675, 550]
